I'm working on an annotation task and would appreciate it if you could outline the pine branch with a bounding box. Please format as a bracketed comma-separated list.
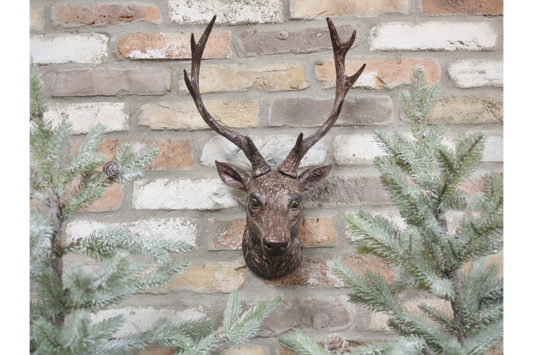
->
[279, 332, 333, 355]
[113, 142, 159, 183]
[56, 124, 107, 192]
[333, 259, 398, 313]
[221, 291, 283, 344]
[336, 65, 503, 355]
[346, 336, 426, 355]
[436, 133, 486, 213]
[131, 258, 190, 292]
[30, 58, 47, 122]
[67, 226, 194, 264]
[64, 252, 145, 312]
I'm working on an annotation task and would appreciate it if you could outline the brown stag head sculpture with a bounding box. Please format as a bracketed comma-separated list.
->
[184, 16, 365, 279]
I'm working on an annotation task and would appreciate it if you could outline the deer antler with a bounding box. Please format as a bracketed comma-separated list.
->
[278, 18, 366, 178]
[183, 16, 271, 178]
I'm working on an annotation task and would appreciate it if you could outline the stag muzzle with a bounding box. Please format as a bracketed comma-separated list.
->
[263, 237, 290, 256]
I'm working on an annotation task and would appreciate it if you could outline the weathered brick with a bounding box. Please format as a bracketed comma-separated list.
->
[44, 103, 129, 134]
[133, 178, 241, 210]
[223, 347, 266, 355]
[258, 298, 354, 336]
[30, 7, 44, 30]
[502, 23, 507, 51]
[437, 98, 504, 124]
[422, 0, 503, 15]
[201, 135, 326, 170]
[70, 138, 194, 171]
[334, 134, 385, 165]
[30, 34, 108, 64]
[270, 96, 393, 126]
[66, 218, 198, 247]
[290, 0, 409, 18]
[299, 217, 338, 248]
[370, 22, 498, 51]
[134, 140, 194, 171]
[138, 100, 259, 130]
[90, 307, 206, 337]
[303, 175, 390, 208]
[315, 58, 440, 90]
[425, 97, 502, 124]
[117, 32, 231, 59]
[52, 68, 171, 96]
[266, 255, 393, 287]
[54, 4, 161, 26]
[169, 0, 283, 25]
[482, 136, 503, 162]
[238, 25, 356, 56]
[177, 63, 309, 93]
[209, 216, 337, 250]
[86, 184, 123, 212]
[209, 219, 246, 250]
[153, 261, 246, 293]
[448, 60, 503, 88]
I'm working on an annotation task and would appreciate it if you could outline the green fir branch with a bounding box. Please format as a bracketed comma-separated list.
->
[346, 336, 426, 355]
[279, 332, 332, 355]
[56, 124, 107, 191]
[113, 142, 159, 183]
[333, 65, 503, 355]
[221, 291, 283, 344]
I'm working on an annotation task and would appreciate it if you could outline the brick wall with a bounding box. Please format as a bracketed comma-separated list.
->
[30, 0, 503, 354]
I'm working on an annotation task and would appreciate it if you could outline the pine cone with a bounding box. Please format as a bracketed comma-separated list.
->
[327, 333, 348, 354]
[103, 161, 121, 178]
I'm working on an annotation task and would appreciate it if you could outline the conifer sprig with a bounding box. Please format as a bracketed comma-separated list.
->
[30, 60, 281, 354]
[280, 66, 502, 355]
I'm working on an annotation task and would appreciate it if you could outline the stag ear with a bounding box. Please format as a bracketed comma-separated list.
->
[215, 161, 251, 190]
[297, 165, 332, 191]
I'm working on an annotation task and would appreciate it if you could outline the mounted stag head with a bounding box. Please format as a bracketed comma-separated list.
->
[184, 16, 365, 279]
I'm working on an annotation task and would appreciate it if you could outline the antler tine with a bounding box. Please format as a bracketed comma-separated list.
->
[184, 15, 271, 177]
[278, 18, 366, 178]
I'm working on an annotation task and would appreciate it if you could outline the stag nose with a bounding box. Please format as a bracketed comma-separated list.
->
[263, 239, 289, 254]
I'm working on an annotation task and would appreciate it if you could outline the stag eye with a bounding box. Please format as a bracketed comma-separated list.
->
[289, 200, 301, 210]
[249, 197, 261, 210]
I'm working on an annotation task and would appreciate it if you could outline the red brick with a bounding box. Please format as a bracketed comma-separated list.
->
[117, 32, 231, 59]
[266, 255, 393, 287]
[70, 139, 194, 171]
[86, 183, 122, 212]
[315, 58, 440, 90]
[299, 217, 338, 247]
[52, 68, 171, 97]
[140, 140, 194, 171]
[422, 0, 503, 15]
[55, 4, 161, 26]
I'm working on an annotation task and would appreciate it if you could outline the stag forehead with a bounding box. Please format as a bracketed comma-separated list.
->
[249, 171, 299, 195]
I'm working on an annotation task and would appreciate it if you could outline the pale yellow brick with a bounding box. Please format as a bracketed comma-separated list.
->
[291, 0, 409, 18]
[427, 97, 503, 124]
[152, 261, 246, 293]
[138, 100, 259, 130]
[223, 347, 267, 355]
[178, 63, 309, 93]
[30, 7, 44, 30]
